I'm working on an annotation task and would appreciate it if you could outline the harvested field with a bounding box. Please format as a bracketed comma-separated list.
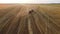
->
[0, 4, 60, 34]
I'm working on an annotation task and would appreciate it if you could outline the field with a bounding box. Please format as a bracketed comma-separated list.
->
[0, 4, 60, 34]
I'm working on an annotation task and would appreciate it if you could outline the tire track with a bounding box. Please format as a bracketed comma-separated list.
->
[0, 6, 21, 32]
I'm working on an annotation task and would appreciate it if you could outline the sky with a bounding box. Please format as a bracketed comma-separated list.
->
[0, 0, 60, 3]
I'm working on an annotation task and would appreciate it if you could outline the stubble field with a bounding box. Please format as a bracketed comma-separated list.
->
[0, 4, 60, 34]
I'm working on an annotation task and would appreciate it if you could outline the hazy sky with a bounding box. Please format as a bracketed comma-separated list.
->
[0, 0, 60, 3]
